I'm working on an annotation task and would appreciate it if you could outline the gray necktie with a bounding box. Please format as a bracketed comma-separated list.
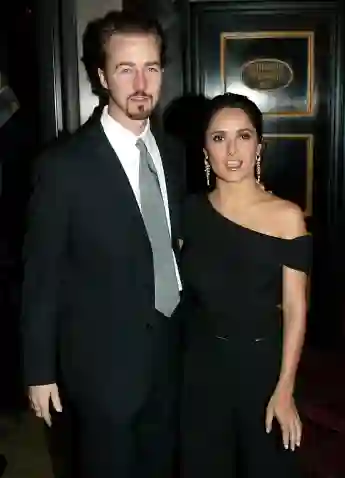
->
[137, 139, 179, 317]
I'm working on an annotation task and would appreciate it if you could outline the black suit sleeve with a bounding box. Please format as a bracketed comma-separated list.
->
[21, 151, 70, 386]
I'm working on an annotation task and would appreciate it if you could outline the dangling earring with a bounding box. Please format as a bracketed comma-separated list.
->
[255, 152, 266, 191]
[204, 151, 211, 187]
[255, 153, 261, 185]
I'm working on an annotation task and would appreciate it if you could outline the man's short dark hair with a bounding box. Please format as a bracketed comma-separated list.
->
[81, 11, 166, 100]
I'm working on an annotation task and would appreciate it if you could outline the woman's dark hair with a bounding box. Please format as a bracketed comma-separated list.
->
[203, 93, 263, 142]
[81, 11, 166, 100]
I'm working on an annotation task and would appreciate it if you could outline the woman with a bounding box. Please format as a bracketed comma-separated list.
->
[180, 93, 311, 477]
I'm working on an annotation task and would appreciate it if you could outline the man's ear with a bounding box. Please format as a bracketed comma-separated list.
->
[98, 68, 108, 90]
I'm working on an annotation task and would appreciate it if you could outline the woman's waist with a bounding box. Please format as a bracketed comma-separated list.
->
[181, 295, 282, 342]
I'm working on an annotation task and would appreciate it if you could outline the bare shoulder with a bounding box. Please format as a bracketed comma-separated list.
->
[264, 196, 307, 239]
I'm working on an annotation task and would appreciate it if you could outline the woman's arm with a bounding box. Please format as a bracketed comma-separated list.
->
[265, 203, 308, 451]
[279, 207, 308, 392]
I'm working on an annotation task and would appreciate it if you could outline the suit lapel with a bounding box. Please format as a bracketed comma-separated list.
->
[86, 120, 149, 240]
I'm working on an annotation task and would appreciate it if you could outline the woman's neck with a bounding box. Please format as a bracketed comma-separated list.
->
[211, 179, 262, 209]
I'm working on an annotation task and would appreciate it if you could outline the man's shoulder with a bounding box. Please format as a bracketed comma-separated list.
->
[36, 119, 102, 169]
[59, 118, 102, 155]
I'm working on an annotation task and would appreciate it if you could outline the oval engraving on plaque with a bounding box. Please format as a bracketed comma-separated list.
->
[241, 58, 293, 91]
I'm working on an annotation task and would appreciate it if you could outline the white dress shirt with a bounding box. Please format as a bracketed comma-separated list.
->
[100, 106, 182, 289]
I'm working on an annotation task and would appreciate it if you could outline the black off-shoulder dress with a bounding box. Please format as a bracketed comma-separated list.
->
[180, 195, 312, 478]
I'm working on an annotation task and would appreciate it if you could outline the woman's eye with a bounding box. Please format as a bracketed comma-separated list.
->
[241, 133, 251, 140]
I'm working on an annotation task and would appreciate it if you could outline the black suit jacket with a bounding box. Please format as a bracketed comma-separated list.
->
[21, 118, 185, 417]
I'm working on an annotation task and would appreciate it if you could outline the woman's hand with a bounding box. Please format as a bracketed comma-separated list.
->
[265, 384, 302, 451]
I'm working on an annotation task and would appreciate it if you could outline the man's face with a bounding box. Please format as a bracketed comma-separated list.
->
[98, 32, 163, 122]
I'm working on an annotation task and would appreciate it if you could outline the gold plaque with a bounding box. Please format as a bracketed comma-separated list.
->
[241, 58, 293, 91]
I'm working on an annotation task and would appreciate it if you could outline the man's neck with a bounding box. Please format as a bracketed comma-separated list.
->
[108, 103, 148, 136]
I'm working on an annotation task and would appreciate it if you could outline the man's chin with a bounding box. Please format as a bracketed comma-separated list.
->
[127, 109, 152, 120]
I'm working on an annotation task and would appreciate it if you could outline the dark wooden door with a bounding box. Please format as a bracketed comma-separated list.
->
[184, 0, 345, 343]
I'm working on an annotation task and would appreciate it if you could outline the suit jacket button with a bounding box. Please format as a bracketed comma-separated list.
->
[146, 323, 153, 330]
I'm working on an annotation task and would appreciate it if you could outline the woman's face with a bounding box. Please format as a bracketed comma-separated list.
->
[204, 107, 261, 184]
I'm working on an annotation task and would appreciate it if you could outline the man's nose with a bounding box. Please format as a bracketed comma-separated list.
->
[133, 71, 147, 91]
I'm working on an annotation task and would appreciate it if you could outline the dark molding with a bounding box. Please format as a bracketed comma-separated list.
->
[60, 0, 81, 134]
[177, 0, 191, 94]
[35, 0, 63, 146]
[333, 10, 345, 217]
[188, 0, 338, 8]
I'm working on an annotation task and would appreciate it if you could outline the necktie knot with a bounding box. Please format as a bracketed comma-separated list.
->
[137, 138, 157, 177]
[136, 138, 146, 152]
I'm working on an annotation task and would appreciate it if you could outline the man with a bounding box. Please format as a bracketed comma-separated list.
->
[21, 11, 184, 477]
